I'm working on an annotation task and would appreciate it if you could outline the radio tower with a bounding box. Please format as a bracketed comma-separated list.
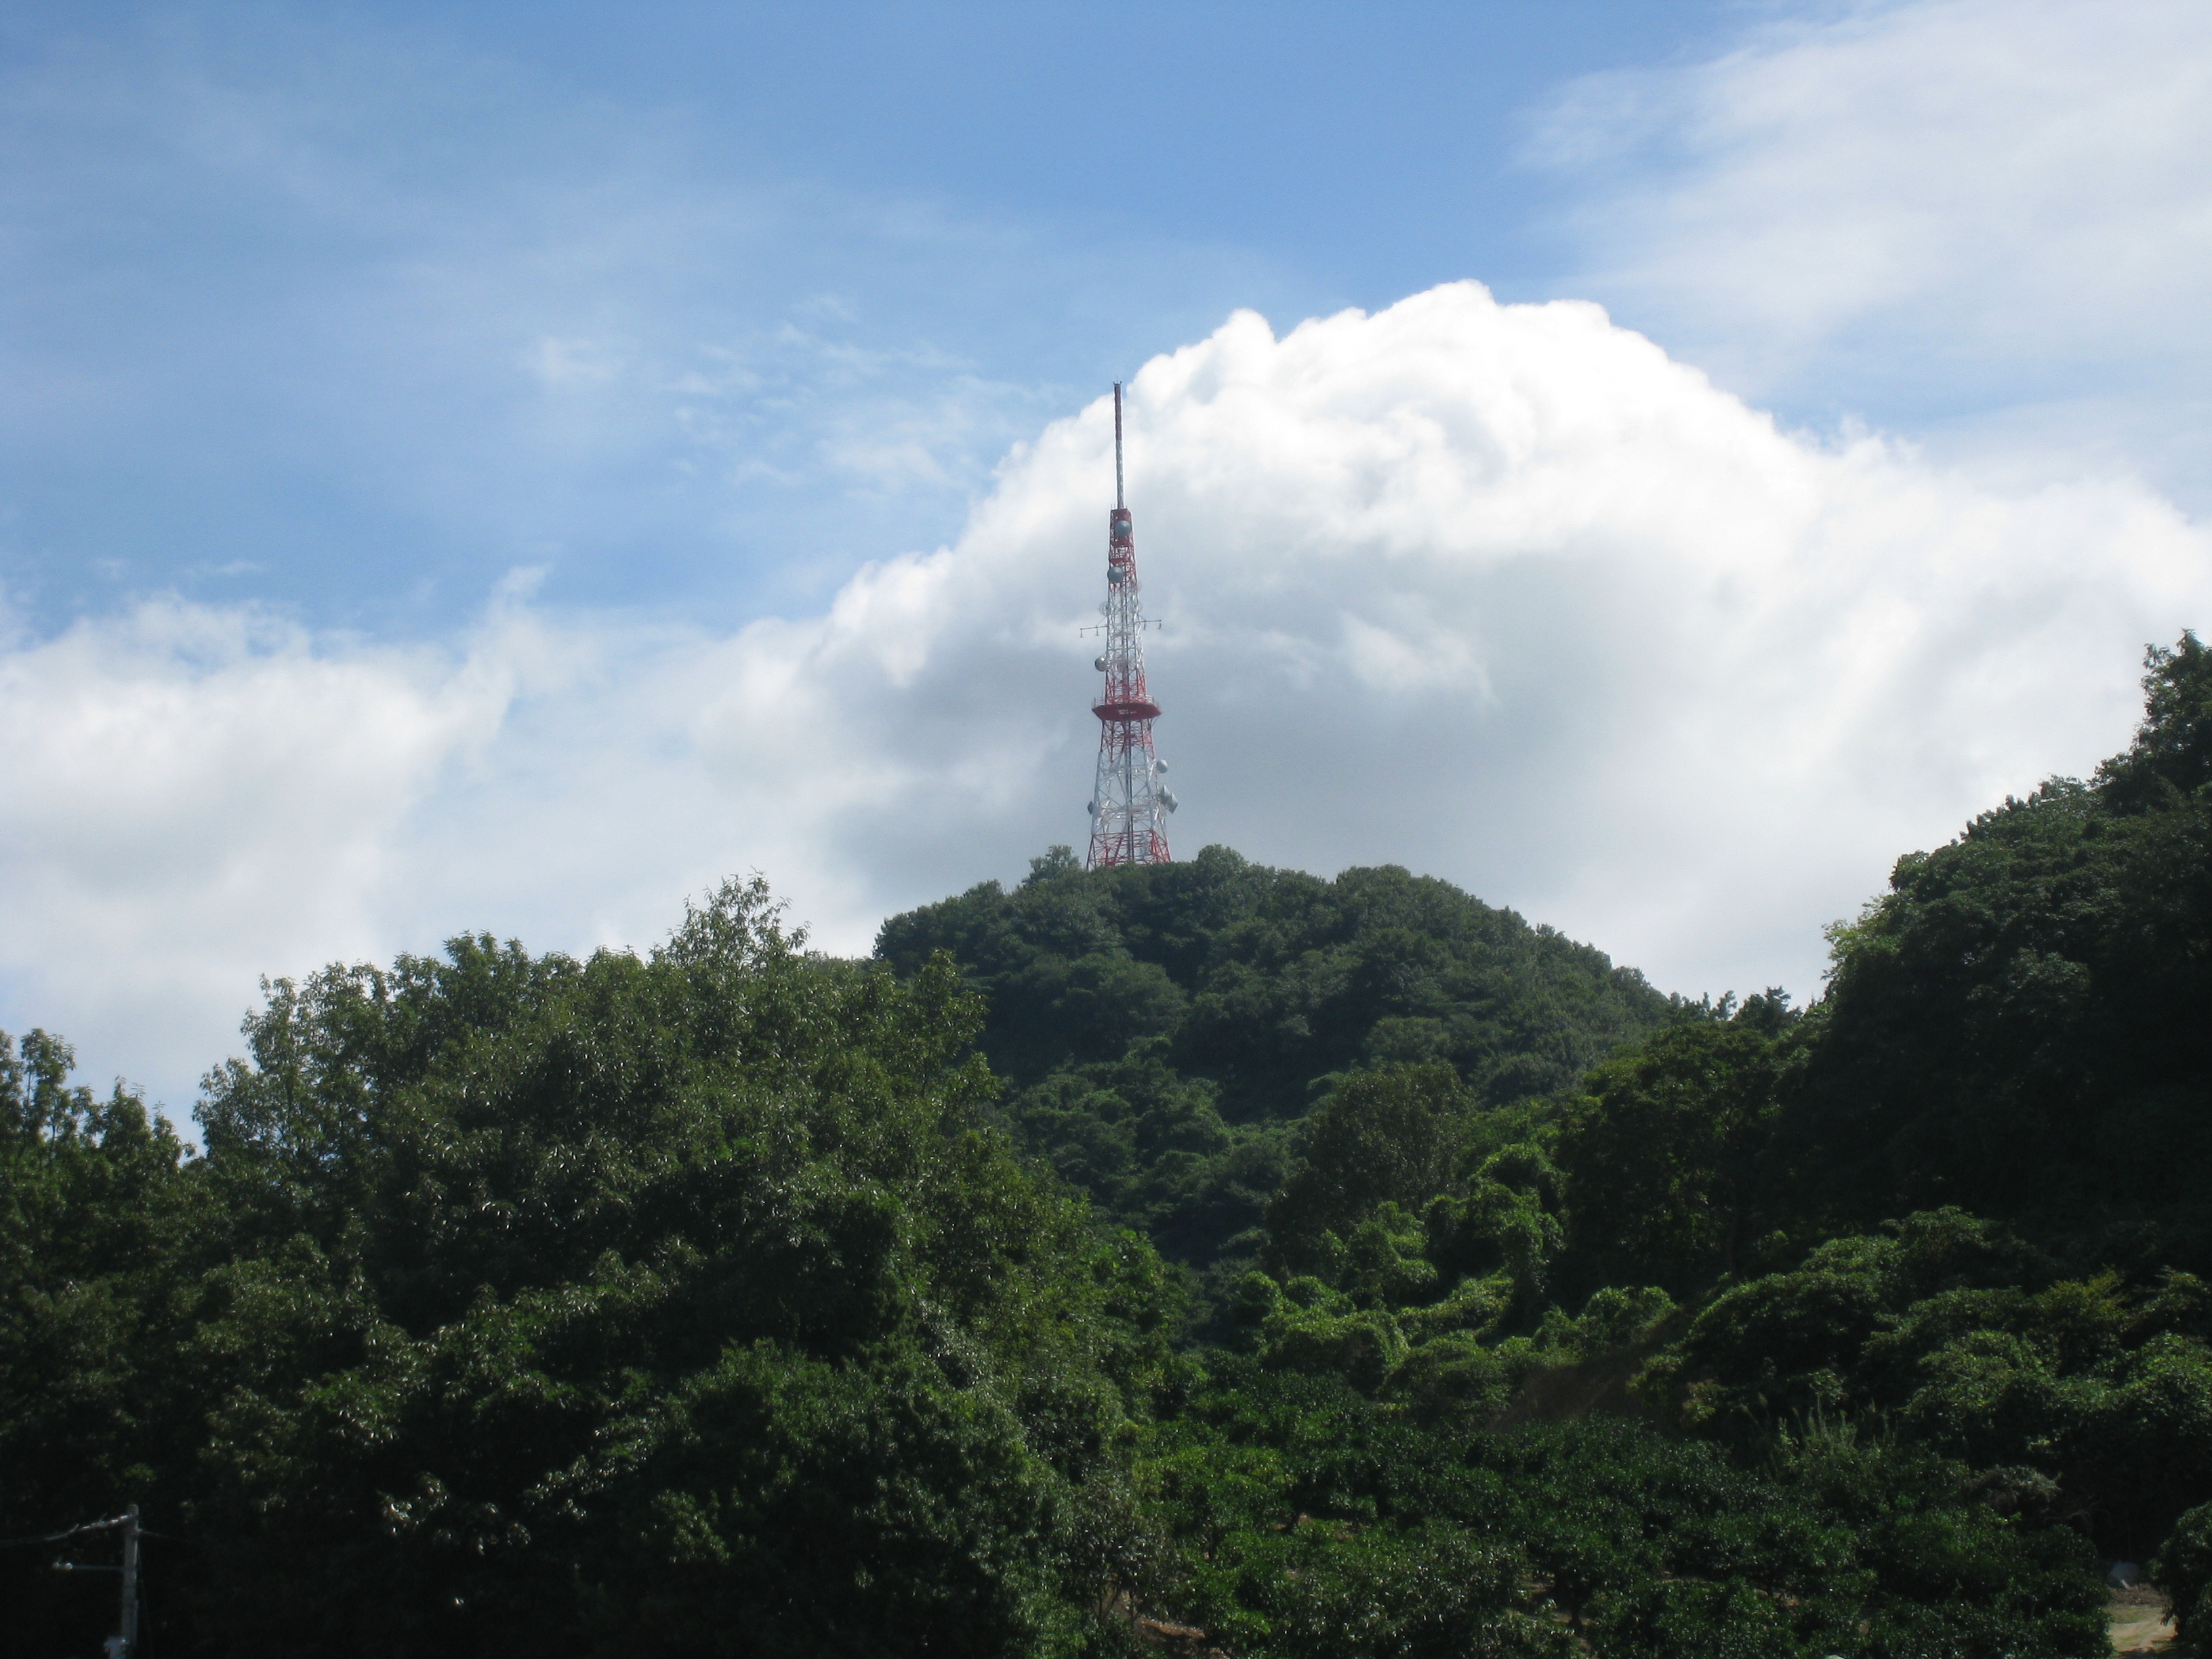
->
[1086, 383, 1177, 867]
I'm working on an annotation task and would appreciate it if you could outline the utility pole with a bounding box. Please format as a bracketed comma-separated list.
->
[121, 1502, 141, 1656]
[46, 1504, 143, 1656]
[1083, 383, 1178, 867]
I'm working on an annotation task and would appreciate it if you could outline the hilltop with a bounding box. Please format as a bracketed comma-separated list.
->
[879, 848, 1676, 1271]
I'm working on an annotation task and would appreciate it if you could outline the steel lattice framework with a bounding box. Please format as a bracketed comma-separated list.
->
[1086, 383, 1176, 867]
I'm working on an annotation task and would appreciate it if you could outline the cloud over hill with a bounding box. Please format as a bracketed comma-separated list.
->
[3, 281, 2205, 1107]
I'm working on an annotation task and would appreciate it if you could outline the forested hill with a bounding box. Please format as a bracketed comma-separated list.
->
[7, 635, 2211, 1659]
[876, 851, 1676, 1265]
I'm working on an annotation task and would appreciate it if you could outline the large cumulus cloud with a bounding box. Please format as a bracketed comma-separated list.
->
[3, 282, 2205, 1108]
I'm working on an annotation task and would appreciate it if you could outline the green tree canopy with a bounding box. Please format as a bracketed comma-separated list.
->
[878, 848, 1675, 1268]
[1776, 634, 2212, 1267]
[7, 882, 1176, 1658]
[1553, 994, 1805, 1296]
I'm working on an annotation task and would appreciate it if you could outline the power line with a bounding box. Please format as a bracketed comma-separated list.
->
[0, 1513, 131, 1549]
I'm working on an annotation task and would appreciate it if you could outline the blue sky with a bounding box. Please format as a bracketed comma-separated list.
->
[4, 0, 2210, 1109]
[5, 0, 1750, 632]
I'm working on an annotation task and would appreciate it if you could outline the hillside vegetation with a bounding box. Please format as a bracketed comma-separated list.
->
[878, 851, 1675, 1270]
[3, 634, 2209, 1658]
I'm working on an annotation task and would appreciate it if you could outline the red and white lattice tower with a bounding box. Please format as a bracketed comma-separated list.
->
[1085, 383, 1177, 867]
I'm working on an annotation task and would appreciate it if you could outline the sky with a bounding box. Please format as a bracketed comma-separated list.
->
[4, 0, 2210, 1113]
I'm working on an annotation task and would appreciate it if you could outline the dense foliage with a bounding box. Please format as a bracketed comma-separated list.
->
[5, 634, 2209, 1656]
[4, 884, 1172, 1656]
[878, 851, 1675, 1269]
[1141, 1367, 2102, 1659]
[1774, 634, 2212, 1270]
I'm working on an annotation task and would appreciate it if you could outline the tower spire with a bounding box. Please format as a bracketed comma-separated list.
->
[1086, 384, 1176, 868]
[1114, 382, 1125, 510]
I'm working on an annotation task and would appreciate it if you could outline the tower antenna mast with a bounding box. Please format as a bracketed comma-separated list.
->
[1114, 382, 1124, 510]
[1084, 383, 1176, 867]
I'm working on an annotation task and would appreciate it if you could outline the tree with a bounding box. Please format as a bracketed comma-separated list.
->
[1262, 1065, 1470, 1279]
[31, 880, 1176, 1657]
[1554, 996, 1801, 1294]
[0, 1031, 196, 1656]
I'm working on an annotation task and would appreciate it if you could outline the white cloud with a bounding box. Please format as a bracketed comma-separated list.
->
[4, 282, 2206, 1111]
[1533, 0, 2212, 500]
[0, 598, 507, 1101]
